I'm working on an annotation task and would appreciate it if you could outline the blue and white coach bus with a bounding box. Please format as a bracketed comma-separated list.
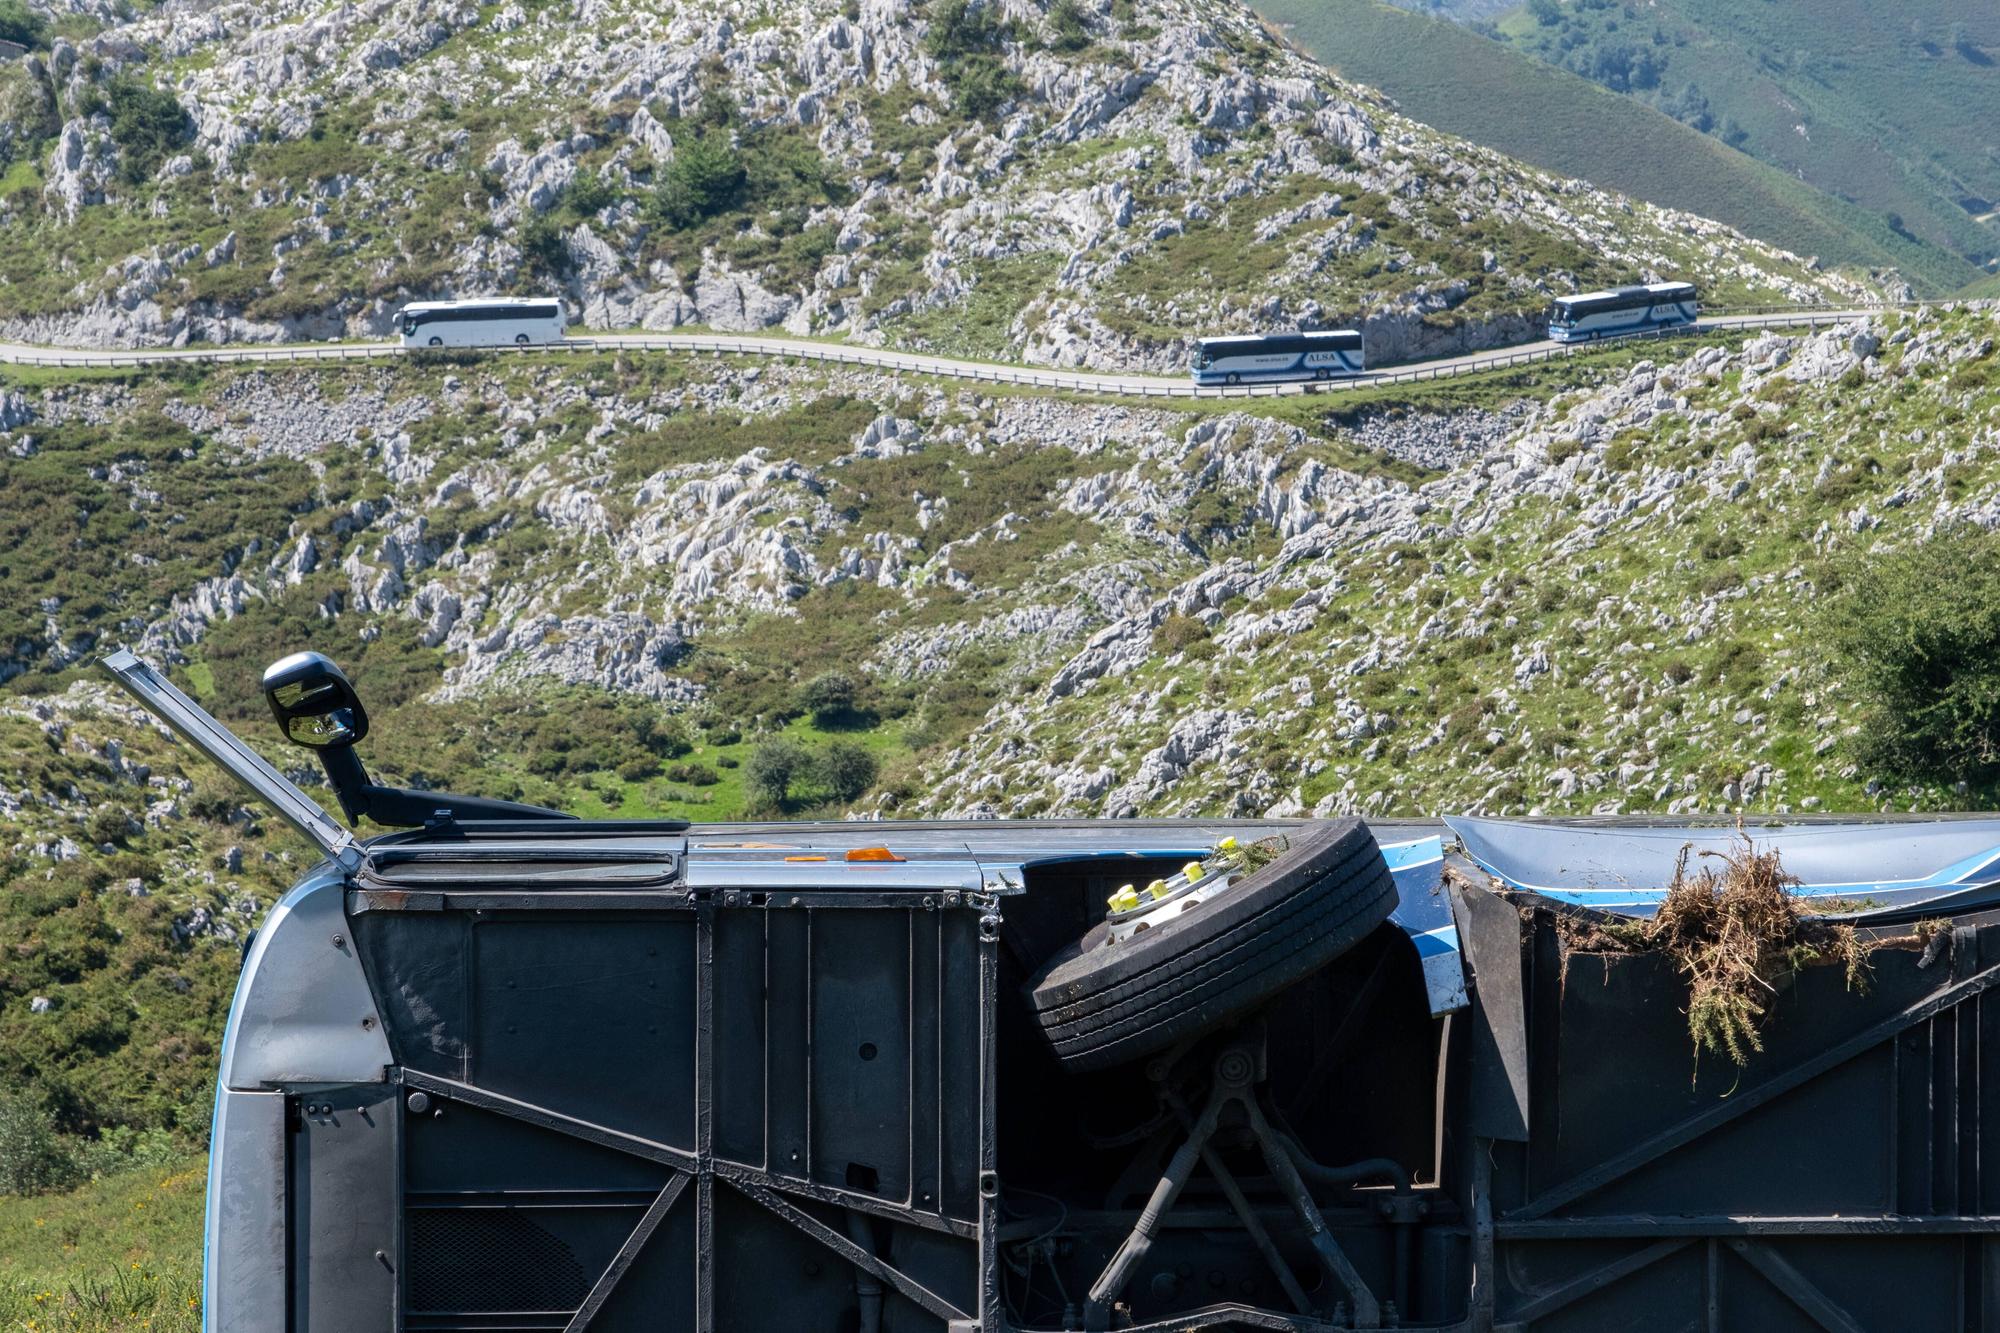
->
[1546, 281, 1698, 343]
[1192, 329, 1365, 385]
[398, 297, 567, 348]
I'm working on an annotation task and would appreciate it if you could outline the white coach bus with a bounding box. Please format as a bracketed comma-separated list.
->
[1546, 281, 1698, 343]
[1192, 329, 1365, 385]
[398, 297, 567, 348]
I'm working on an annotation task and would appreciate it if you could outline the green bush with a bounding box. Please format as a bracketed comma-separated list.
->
[947, 55, 1026, 122]
[665, 761, 720, 787]
[1818, 530, 2000, 786]
[103, 79, 194, 185]
[816, 740, 878, 803]
[0, 1092, 78, 1196]
[925, 0, 1008, 57]
[616, 754, 659, 782]
[798, 671, 860, 725]
[1152, 613, 1211, 654]
[746, 736, 810, 806]
[0, 0, 46, 48]
[518, 212, 570, 276]
[1047, 0, 1091, 51]
[560, 167, 620, 218]
[923, 0, 1022, 121]
[653, 132, 746, 229]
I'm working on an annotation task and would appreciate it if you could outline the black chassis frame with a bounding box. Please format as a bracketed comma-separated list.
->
[276, 829, 2000, 1333]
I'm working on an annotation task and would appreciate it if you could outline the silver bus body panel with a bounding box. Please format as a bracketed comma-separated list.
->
[203, 1090, 287, 1333]
[222, 865, 389, 1091]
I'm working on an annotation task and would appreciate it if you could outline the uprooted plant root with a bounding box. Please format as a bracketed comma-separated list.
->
[1561, 838, 1874, 1069]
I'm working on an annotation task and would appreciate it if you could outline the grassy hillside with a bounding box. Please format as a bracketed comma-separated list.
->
[1254, 0, 1980, 295]
[1488, 0, 2000, 276]
[0, 1156, 202, 1332]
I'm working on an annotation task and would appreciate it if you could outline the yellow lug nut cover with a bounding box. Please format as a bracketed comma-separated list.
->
[1146, 879, 1169, 900]
[1182, 861, 1204, 882]
[1216, 836, 1238, 852]
[1108, 885, 1140, 913]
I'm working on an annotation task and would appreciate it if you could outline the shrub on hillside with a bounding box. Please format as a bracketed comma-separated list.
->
[1047, 0, 1090, 51]
[99, 80, 194, 185]
[0, 1092, 78, 1196]
[518, 212, 569, 276]
[0, 0, 46, 48]
[948, 56, 1025, 121]
[816, 740, 878, 803]
[561, 167, 620, 218]
[923, 0, 1023, 122]
[653, 132, 746, 228]
[746, 736, 810, 806]
[925, 0, 1007, 58]
[1152, 613, 1211, 654]
[798, 671, 860, 725]
[1818, 530, 2000, 786]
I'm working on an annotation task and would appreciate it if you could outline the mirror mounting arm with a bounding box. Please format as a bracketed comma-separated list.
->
[308, 730, 570, 828]
[264, 650, 572, 829]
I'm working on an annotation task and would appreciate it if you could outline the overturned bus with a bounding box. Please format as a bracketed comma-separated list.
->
[101, 650, 2000, 1333]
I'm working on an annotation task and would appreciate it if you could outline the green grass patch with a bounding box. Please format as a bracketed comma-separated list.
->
[0, 1156, 204, 1333]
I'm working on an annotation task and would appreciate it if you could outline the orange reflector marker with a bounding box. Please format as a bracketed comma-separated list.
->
[846, 847, 905, 862]
[784, 855, 828, 862]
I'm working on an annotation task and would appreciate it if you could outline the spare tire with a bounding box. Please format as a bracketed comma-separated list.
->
[1026, 818, 1398, 1073]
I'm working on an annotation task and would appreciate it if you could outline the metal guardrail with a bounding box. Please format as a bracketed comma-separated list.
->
[0, 307, 1885, 400]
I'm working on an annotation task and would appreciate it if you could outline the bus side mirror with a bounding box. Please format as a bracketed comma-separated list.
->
[262, 651, 369, 749]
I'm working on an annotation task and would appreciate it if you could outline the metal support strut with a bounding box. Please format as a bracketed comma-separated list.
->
[1083, 1034, 1383, 1330]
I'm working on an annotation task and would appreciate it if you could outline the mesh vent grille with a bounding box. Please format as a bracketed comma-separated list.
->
[407, 1209, 591, 1313]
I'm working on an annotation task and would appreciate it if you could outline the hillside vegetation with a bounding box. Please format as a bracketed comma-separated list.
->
[0, 1154, 202, 1332]
[2, 308, 1998, 1188]
[0, 0, 1863, 371]
[1255, 0, 1981, 296]
[1477, 0, 1998, 277]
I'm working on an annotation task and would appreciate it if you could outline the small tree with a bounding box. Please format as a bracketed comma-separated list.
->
[1047, 0, 1091, 51]
[1818, 530, 2000, 787]
[0, 0, 46, 48]
[654, 133, 745, 229]
[926, 0, 1006, 58]
[799, 671, 859, 725]
[560, 167, 619, 219]
[746, 737, 810, 807]
[950, 56, 1026, 121]
[104, 79, 194, 185]
[518, 213, 569, 275]
[0, 1092, 76, 1196]
[817, 740, 879, 804]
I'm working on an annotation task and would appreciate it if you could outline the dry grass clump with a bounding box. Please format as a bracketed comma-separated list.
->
[1237, 835, 1291, 873]
[1563, 838, 1873, 1068]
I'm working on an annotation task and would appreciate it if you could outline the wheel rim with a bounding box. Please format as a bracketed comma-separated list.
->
[429, 337, 442, 346]
[1227, 373, 1240, 384]
[516, 334, 529, 345]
